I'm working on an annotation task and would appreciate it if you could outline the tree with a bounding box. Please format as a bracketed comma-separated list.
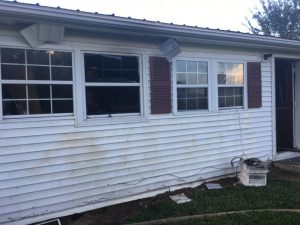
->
[247, 0, 300, 40]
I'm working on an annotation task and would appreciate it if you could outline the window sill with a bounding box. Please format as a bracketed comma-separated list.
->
[76, 115, 148, 127]
[169, 108, 253, 119]
[0, 114, 75, 123]
[173, 109, 210, 117]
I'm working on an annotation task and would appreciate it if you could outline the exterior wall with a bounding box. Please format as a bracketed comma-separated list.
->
[294, 60, 300, 148]
[0, 26, 273, 224]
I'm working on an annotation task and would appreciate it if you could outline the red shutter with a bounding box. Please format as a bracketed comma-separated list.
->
[247, 62, 262, 108]
[150, 56, 172, 114]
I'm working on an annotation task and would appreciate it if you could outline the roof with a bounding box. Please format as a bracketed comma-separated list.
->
[1, 0, 300, 53]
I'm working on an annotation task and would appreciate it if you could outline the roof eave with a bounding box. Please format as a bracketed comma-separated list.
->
[0, 1, 300, 52]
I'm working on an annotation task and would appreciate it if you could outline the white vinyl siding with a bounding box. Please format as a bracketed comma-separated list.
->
[0, 26, 273, 225]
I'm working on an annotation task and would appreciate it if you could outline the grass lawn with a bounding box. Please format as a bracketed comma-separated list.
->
[61, 167, 300, 225]
[126, 180, 300, 224]
[165, 212, 300, 225]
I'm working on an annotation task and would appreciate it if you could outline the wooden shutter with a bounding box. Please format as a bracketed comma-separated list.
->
[150, 56, 172, 114]
[247, 62, 262, 108]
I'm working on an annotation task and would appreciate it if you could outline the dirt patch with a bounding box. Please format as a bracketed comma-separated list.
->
[273, 157, 300, 174]
[270, 163, 300, 181]
[59, 166, 299, 225]
[60, 177, 237, 225]
[60, 200, 142, 225]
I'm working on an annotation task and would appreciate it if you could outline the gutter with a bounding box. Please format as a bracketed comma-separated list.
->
[0, 1, 300, 51]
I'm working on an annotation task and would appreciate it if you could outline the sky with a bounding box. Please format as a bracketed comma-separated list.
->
[12, 0, 261, 32]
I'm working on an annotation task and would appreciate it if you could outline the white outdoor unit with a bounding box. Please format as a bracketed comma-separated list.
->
[238, 158, 268, 187]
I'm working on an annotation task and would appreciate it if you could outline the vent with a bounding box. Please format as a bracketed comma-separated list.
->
[20, 24, 64, 48]
[159, 39, 181, 61]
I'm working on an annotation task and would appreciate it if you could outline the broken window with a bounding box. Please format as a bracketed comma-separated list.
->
[84, 53, 141, 117]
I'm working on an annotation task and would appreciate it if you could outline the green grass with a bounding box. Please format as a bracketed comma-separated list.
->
[126, 180, 300, 224]
[166, 212, 300, 225]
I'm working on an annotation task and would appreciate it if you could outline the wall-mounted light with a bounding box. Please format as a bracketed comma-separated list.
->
[47, 50, 55, 55]
[263, 53, 273, 61]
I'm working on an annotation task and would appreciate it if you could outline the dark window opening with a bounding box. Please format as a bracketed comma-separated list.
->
[84, 53, 141, 116]
[84, 54, 139, 83]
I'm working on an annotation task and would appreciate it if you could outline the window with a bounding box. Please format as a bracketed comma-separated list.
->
[175, 60, 208, 111]
[84, 53, 141, 117]
[0, 48, 73, 116]
[217, 62, 244, 109]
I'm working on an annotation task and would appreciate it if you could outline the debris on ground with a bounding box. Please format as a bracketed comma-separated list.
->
[169, 193, 192, 204]
[205, 183, 222, 189]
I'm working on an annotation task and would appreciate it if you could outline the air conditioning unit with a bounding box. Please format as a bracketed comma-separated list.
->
[238, 158, 268, 186]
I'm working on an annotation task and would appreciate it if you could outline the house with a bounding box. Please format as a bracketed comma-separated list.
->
[0, 1, 300, 224]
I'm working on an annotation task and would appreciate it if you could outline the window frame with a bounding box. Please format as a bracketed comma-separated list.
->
[172, 57, 211, 114]
[0, 47, 75, 119]
[214, 59, 248, 110]
[82, 51, 144, 120]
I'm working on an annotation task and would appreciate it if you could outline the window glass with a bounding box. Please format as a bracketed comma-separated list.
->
[217, 63, 244, 85]
[198, 74, 208, 84]
[198, 62, 208, 73]
[235, 64, 244, 84]
[28, 84, 50, 99]
[3, 101, 27, 115]
[1, 65, 26, 80]
[84, 54, 139, 83]
[217, 62, 244, 109]
[53, 100, 73, 113]
[27, 66, 50, 80]
[84, 53, 141, 117]
[27, 50, 49, 65]
[86, 86, 140, 115]
[218, 87, 243, 108]
[52, 67, 73, 81]
[177, 73, 187, 85]
[176, 60, 208, 111]
[187, 61, 197, 72]
[0, 48, 73, 116]
[177, 88, 208, 111]
[51, 52, 72, 66]
[176, 60, 186, 72]
[29, 100, 51, 114]
[2, 84, 26, 99]
[187, 73, 197, 84]
[52, 85, 73, 99]
[1, 48, 25, 64]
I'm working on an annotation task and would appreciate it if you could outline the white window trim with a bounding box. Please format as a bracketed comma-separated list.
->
[211, 59, 248, 111]
[77, 50, 147, 126]
[0, 47, 75, 120]
[172, 57, 211, 115]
